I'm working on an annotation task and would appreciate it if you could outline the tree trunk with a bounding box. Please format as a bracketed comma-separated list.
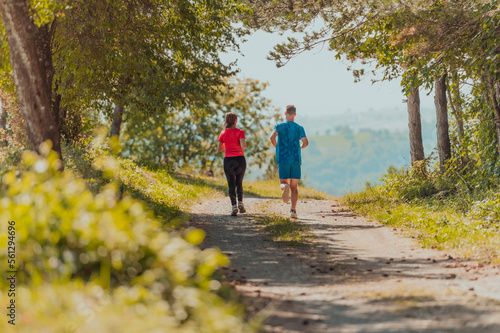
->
[110, 104, 124, 137]
[479, 76, 491, 124]
[407, 86, 425, 164]
[53, 91, 62, 138]
[446, 83, 464, 139]
[484, 74, 500, 155]
[434, 74, 451, 170]
[446, 77, 471, 169]
[0, 0, 62, 164]
[0, 104, 7, 146]
[0, 109, 6, 131]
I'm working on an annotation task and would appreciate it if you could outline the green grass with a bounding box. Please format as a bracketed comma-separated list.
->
[63, 141, 225, 228]
[0, 146, 254, 332]
[181, 175, 334, 201]
[164, 176, 328, 248]
[254, 214, 311, 246]
[244, 179, 334, 200]
[63, 140, 328, 247]
[342, 188, 500, 263]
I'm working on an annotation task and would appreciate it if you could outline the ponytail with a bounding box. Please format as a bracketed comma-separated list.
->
[224, 112, 237, 129]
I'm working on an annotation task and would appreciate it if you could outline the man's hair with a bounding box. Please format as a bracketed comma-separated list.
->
[286, 105, 296, 114]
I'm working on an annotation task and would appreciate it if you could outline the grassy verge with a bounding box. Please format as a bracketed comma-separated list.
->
[0, 145, 254, 332]
[189, 175, 322, 247]
[244, 179, 334, 200]
[186, 175, 334, 201]
[342, 188, 500, 263]
[63, 141, 225, 228]
[197, 177, 329, 247]
[0, 141, 332, 331]
[253, 214, 311, 246]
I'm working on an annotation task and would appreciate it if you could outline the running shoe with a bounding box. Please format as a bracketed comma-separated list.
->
[290, 209, 297, 219]
[231, 205, 238, 216]
[281, 183, 290, 204]
[238, 202, 246, 213]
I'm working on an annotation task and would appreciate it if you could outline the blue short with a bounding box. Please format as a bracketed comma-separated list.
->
[278, 163, 301, 179]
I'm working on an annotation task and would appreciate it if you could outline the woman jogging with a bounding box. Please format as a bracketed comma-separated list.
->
[218, 112, 247, 216]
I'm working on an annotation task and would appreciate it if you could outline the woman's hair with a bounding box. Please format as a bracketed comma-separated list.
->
[224, 112, 238, 129]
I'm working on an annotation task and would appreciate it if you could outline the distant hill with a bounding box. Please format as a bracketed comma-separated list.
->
[248, 106, 438, 196]
[298, 107, 437, 196]
[298, 106, 436, 134]
[302, 130, 410, 195]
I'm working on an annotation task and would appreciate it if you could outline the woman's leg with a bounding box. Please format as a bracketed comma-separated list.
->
[223, 158, 237, 206]
[235, 156, 247, 203]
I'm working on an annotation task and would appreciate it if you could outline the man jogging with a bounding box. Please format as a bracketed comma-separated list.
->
[270, 105, 308, 219]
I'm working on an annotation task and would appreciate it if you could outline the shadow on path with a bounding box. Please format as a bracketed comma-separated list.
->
[189, 198, 500, 333]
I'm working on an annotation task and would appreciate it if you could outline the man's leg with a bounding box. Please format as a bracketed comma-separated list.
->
[290, 179, 299, 211]
[289, 164, 301, 218]
[278, 164, 291, 203]
[280, 179, 289, 186]
[280, 179, 290, 203]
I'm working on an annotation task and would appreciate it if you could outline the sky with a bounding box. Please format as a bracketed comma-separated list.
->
[220, 30, 435, 117]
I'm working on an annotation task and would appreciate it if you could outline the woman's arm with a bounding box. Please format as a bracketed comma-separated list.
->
[218, 141, 225, 152]
[240, 138, 247, 149]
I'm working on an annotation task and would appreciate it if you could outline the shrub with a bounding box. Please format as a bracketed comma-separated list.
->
[380, 161, 438, 201]
[0, 144, 252, 332]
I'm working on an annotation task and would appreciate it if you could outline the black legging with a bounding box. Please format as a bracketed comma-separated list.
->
[223, 156, 246, 205]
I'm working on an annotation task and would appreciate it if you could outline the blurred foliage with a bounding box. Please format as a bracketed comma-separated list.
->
[58, 105, 99, 145]
[122, 78, 280, 173]
[0, 142, 254, 332]
[0, 281, 246, 332]
[0, 90, 28, 148]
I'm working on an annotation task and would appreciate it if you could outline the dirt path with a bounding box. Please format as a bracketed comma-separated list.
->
[189, 197, 500, 333]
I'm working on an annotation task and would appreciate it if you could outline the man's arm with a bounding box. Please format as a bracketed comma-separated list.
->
[270, 131, 278, 147]
[300, 137, 309, 149]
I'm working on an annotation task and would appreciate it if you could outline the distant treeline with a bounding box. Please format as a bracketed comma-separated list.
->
[301, 122, 436, 196]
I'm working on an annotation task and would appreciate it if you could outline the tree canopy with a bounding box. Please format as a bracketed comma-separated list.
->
[243, 0, 500, 171]
[122, 78, 279, 171]
[0, 0, 247, 165]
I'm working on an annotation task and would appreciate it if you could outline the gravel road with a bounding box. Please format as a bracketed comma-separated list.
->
[189, 197, 500, 333]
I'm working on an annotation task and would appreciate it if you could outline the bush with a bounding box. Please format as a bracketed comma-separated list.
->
[0, 145, 252, 332]
[380, 161, 438, 201]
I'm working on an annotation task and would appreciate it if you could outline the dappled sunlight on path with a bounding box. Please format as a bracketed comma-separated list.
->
[189, 198, 500, 333]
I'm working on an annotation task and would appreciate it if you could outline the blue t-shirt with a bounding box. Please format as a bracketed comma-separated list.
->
[274, 121, 307, 165]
